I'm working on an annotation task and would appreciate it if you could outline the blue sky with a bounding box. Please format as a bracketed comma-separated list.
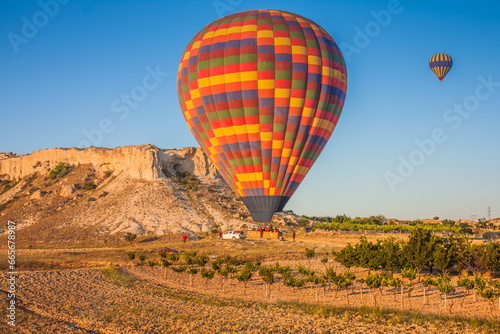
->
[1, 0, 499, 220]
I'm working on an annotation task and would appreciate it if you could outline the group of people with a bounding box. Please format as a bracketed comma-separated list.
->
[185, 228, 297, 242]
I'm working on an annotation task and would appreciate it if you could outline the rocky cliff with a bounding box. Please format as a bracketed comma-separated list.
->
[0, 145, 219, 182]
[0, 145, 251, 245]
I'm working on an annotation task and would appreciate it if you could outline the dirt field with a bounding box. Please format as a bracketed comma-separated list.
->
[1, 234, 499, 333]
[1, 267, 497, 334]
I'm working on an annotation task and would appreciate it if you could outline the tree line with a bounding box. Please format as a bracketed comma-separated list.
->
[314, 215, 472, 233]
[334, 229, 500, 275]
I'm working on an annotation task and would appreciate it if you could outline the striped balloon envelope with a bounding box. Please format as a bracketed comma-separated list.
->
[177, 9, 347, 222]
[429, 53, 453, 82]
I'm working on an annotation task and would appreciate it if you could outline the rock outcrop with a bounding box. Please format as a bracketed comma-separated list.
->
[0, 145, 219, 182]
[0, 145, 264, 244]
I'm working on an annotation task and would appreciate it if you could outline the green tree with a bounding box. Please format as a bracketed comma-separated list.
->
[325, 267, 336, 292]
[421, 276, 435, 306]
[457, 276, 475, 307]
[377, 237, 404, 272]
[386, 276, 403, 306]
[333, 244, 357, 269]
[451, 234, 472, 273]
[194, 253, 209, 267]
[403, 228, 438, 276]
[433, 237, 457, 275]
[401, 268, 417, 308]
[218, 264, 236, 293]
[435, 275, 455, 313]
[236, 268, 254, 289]
[258, 266, 275, 299]
[309, 274, 327, 303]
[200, 268, 215, 287]
[364, 273, 383, 307]
[355, 237, 381, 270]
[441, 219, 455, 226]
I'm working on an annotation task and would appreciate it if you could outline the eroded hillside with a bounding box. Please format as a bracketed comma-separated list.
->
[0, 145, 299, 246]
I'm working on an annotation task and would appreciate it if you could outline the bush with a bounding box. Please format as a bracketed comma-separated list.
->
[147, 260, 157, 267]
[126, 251, 136, 260]
[124, 232, 137, 243]
[84, 182, 97, 190]
[49, 163, 73, 179]
[304, 247, 316, 259]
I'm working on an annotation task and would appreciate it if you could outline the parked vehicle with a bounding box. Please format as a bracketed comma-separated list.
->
[221, 230, 246, 240]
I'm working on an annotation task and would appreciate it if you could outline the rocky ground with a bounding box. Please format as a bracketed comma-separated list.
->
[1, 266, 498, 333]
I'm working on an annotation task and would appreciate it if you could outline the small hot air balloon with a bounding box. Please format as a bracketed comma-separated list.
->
[429, 53, 453, 82]
[177, 9, 347, 222]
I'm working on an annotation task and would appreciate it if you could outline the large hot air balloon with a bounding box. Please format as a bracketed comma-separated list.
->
[429, 53, 453, 82]
[177, 9, 347, 222]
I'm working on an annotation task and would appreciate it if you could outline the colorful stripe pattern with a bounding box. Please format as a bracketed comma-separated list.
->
[429, 53, 453, 82]
[177, 9, 347, 221]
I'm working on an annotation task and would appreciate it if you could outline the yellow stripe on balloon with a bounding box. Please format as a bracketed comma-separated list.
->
[190, 88, 200, 99]
[308, 55, 321, 66]
[257, 30, 274, 38]
[260, 132, 272, 141]
[213, 28, 228, 37]
[274, 37, 291, 46]
[258, 80, 275, 89]
[291, 45, 307, 55]
[241, 24, 257, 32]
[275, 88, 290, 98]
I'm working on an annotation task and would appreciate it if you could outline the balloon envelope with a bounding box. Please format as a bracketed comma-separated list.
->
[429, 53, 453, 82]
[177, 9, 348, 222]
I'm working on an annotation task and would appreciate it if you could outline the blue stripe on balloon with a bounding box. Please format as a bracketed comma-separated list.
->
[429, 60, 452, 68]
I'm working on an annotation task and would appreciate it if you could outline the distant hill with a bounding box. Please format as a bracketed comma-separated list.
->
[0, 145, 301, 246]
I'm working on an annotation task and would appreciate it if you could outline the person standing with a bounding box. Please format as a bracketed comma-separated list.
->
[292, 231, 296, 242]
[182, 235, 187, 243]
[218, 232, 223, 240]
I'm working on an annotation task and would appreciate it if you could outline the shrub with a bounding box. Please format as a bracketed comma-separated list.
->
[124, 232, 137, 243]
[49, 163, 73, 179]
[304, 247, 316, 259]
[84, 182, 97, 190]
[126, 251, 136, 260]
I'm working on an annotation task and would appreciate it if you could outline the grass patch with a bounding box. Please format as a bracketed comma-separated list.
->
[101, 265, 137, 287]
[275, 300, 500, 332]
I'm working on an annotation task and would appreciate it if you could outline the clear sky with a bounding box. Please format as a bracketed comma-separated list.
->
[1, 0, 499, 220]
